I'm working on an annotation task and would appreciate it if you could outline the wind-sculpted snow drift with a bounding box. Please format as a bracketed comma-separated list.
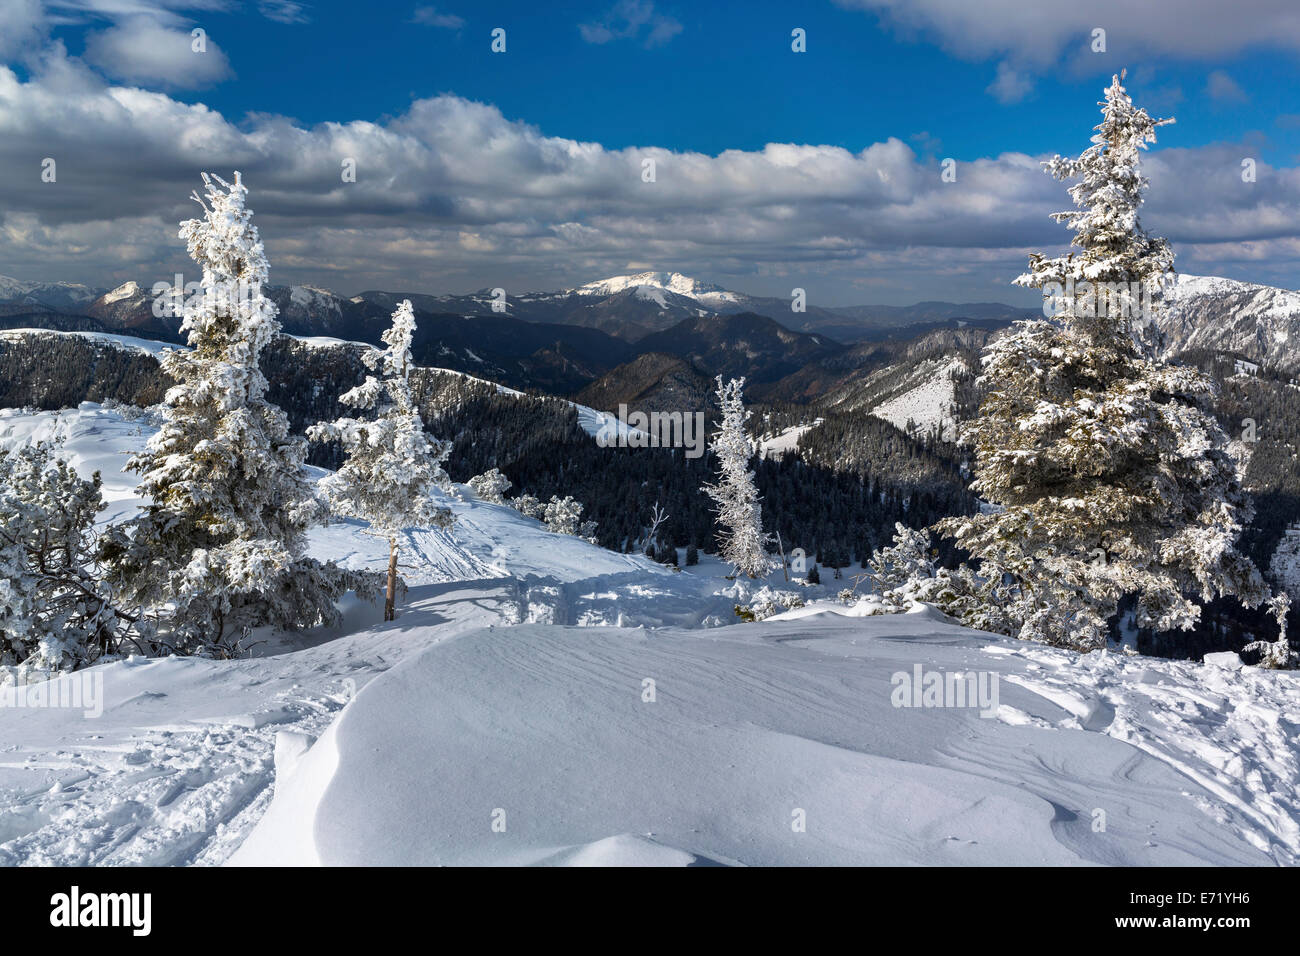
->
[1, 404, 1298, 866]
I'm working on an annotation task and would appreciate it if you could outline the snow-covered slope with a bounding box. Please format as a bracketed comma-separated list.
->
[293, 334, 646, 443]
[0, 328, 180, 356]
[2, 404, 1299, 867]
[5, 327, 636, 446]
[1157, 274, 1300, 372]
[574, 271, 730, 299]
[825, 354, 969, 442]
[758, 421, 822, 458]
[232, 606, 1299, 866]
[866, 358, 963, 442]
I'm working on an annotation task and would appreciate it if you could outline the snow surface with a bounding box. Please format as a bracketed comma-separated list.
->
[2, 404, 1299, 867]
[759, 420, 822, 458]
[867, 357, 963, 442]
[233, 606, 1297, 866]
[574, 272, 727, 298]
[6, 329, 635, 446]
[100, 281, 141, 305]
[0, 328, 181, 357]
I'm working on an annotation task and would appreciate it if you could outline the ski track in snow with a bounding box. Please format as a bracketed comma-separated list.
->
[992, 645, 1300, 863]
[0, 578, 514, 866]
[2, 404, 1300, 866]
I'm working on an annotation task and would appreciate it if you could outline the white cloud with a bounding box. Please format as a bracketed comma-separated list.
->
[45, 1, 232, 29]
[987, 62, 1034, 103]
[1206, 69, 1248, 103]
[580, 0, 682, 48]
[0, 58, 1297, 300]
[259, 1, 309, 24]
[839, 1, 1300, 76]
[83, 16, 232, 88]
[0, 0, 46, 62]
[411, 6, 463, 29]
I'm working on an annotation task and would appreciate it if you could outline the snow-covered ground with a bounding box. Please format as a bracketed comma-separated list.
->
[0, 328, 180, 356]
[4, 327, 638, 445]
[867, 357, 963, 442]
[758, 420, 822, 458]
[2, 404, 1299, 866]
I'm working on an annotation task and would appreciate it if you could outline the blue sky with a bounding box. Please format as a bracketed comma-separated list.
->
[3, 0, 1299, 304]
[45, 1, 1300, 162]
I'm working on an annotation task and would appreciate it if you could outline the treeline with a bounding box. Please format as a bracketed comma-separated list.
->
[0, 331, 977, 570]
[0, 333, 169, 408]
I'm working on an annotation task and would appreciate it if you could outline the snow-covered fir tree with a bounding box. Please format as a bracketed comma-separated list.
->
[862, 523, 1013, 632]
[101, 172, 373, 654]
[468, 468, 511, 504]
[509, 493, 544, 520]
[0, 443, 135, 677]
[542, 495, 598, 543]
[1243, 592, 1297, 668]
[936, 75, 1269, 651]
[865, 523, 936, 594]
[704, 376, 773, 578]
[542, 495, 582, 535]
[1269, 525, 1300, 602]
[309, 300, 454, 621]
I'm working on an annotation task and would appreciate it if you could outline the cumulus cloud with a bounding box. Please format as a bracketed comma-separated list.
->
[83, 16, 233, 88]
[0, 55, 1297, 299]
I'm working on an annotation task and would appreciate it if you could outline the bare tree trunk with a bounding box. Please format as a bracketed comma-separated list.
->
[385, 537, 398, 622]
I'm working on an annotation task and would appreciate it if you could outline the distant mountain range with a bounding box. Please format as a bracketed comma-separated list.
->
[0, 275, 100, 314]
[0, 268, 1037, 395]
[0, 269, 1036, 345]
[5, 269, 1300, 405]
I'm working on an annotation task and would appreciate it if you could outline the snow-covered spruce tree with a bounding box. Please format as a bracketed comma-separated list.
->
[101, 172, 374, 655]
[704, 376, 773, 578]
[0, 443, 137, 676]
[936, 75, 1268, 651]
[1244, 592, 1297, 668]
[1269, 525, 1300, 602]
[509, 493, 544, 520]
[543, 496, 582, 535]
[467, 467, 511, 504]
[542, 495, 598, 543]
[309, 300, 454, 622]
[863, 524, 1014, 631]
[866, 523, 936, 595]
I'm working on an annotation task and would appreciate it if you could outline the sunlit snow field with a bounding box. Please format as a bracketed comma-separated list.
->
[1, 401, 1297, 866]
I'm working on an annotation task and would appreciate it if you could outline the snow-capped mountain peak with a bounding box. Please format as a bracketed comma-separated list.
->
[287, 284, 343, 313]
[1156, 273, 1300, 372]
[102, 280, 142, 304]
[573, 271, 728, 299]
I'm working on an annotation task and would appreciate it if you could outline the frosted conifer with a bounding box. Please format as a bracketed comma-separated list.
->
[704, 376, 772, 578]
[309, 300, 454, 621]
[102, 173, 371, 653]
[1, 443, 135, 676]
[468, 468, 511, 504]
[936, 76, 1268, 651]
